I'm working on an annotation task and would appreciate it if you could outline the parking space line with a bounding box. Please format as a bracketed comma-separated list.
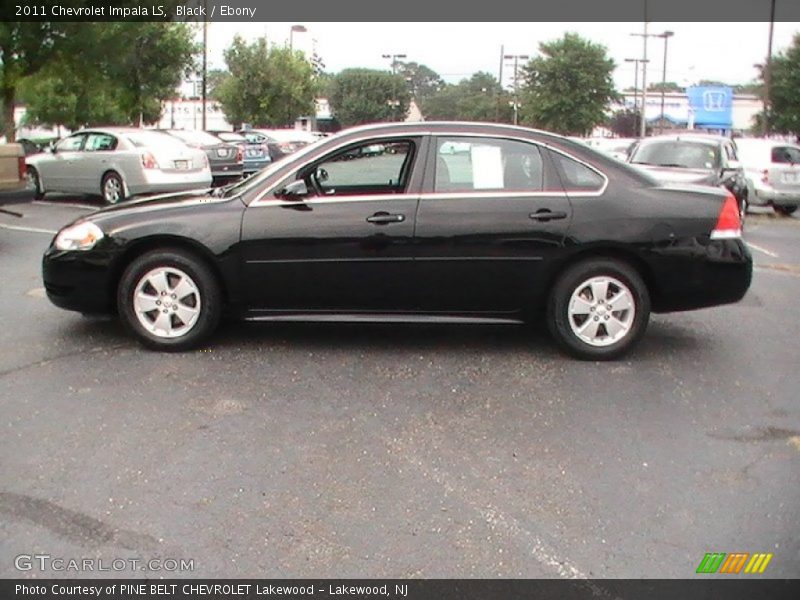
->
[746, 242, 779, 258]
[32, 200, 98, 210]
[0, 223, 57, 235]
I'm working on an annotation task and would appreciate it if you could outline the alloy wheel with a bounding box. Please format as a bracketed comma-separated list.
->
[567, 276, 636, 347]
[132, 267, 201, 338]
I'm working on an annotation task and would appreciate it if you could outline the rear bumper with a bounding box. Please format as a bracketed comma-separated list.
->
[651, 238, 752, 313]
[243, 158, 271, 174]
[0, 184, 35, 206]
[751, 186, 800, 207]
[130, 171, 212, 197]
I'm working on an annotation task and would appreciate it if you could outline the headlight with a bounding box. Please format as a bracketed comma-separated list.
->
[54, 221, 104, 251]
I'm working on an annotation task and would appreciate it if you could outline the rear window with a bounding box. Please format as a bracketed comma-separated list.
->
[771, 146, 800, 164]
[630, 141, 720, 170]
[168, 130, 223, 146]
[215, 132, 247, 143]
[126, 131, 188, 150]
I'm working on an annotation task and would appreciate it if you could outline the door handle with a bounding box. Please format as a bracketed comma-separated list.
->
[366, 212, 405, 225]
[529, 209, 568, 222]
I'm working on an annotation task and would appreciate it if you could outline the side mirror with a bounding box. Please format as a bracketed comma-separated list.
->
[277, 179, 308, 200]
[49, 142, 57, 154]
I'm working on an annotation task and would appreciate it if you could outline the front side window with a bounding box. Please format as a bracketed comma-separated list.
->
[84, 133, 117, 152]
[56, 134, 86, 152]
[434, 137, 544, 193]
[305, 140, 415, 197]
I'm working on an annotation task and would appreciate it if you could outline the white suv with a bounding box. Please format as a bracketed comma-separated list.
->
[735, 138, 800, 216]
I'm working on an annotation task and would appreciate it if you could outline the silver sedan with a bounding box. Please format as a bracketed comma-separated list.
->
[26, 128, 212, 204]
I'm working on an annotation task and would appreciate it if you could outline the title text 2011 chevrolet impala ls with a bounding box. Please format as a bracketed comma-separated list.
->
[42, 122, 752, 360]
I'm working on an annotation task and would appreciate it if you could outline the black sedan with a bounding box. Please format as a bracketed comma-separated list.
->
[42, 122, 752, 360]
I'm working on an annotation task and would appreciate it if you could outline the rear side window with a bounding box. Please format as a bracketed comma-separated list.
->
[434, 137, 545, 193]
[550, 152, 605, 191]
[771, 146, 800, 164]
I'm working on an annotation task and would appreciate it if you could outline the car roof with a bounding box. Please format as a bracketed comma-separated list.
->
[735, 137, 800, 148]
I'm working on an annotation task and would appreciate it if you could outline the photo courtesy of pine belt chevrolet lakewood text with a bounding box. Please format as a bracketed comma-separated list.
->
[41, 122, 752, 360]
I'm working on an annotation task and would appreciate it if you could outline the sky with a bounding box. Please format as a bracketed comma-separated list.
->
[200, 22, 800, 91]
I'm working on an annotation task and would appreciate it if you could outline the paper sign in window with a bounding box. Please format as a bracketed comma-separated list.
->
[471, 145, 504, 189]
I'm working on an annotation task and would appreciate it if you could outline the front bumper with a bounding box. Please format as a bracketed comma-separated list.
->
[42, 243, 116, 315]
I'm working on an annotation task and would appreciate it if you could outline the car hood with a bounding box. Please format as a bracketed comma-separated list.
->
[77, 189, 241, 226]
[632, 164, 717, 186]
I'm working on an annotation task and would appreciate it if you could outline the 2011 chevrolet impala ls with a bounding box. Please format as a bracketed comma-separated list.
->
[42, 122, 752, 360]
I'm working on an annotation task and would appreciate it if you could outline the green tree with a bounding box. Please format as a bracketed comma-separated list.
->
[764, 33, 800, 136]
[215, 36, 316, 127]
[396, 61, 444, 105]
[0, 22, 68, 140]
[647, 81, 682, 93]
[329, 68, 410, 127]
[519, 33, 618, 135]
[423, 72, 513, 123]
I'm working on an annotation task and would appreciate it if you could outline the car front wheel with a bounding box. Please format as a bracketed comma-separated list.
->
[117, 249, 221, 351]
[774, 204, 798, 216]
[547, 258, 650, 360]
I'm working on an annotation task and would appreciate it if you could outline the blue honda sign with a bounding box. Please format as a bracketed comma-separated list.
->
[686, 86, 733, 128]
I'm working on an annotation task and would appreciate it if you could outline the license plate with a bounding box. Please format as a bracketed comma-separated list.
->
[216, 149, 230, 158]
[174, 160, 189, 170]
[246, 149, 261, 157]
[782, 171, 799, 183]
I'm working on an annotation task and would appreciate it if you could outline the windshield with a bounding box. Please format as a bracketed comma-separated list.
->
[630, 141, 720, 170]
[168, 130, 224, 146]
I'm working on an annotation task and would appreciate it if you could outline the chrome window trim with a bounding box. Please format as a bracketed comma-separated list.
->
[249, 129, 608, 207]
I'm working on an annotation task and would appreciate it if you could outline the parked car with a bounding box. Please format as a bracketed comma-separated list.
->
[207, 130, 271, 176]
[42, 122, 751, 360]
[0, 143, 35, 204]
[628, 134, 747, 219]
[163, 129, 243, 185]
[239, 129, 318, 163]
[584, 137, 636, 162]
[25, 128, 212, 204]
[733, 137, 800, 216]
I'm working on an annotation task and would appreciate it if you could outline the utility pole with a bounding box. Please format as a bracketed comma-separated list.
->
[658, 31, 674, 134]
[625, 58, 648, 134]
[201, 0, 207, 131]
[496, 45, 504, 122]
[630, 0, 649, 137]
[503, 53, 529, 126]
[762, 0, 776, 136]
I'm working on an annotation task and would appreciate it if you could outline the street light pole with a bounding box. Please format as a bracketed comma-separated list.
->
[382, 53, 407, 121]
[503, 53, 529, 126]
[201, 0, 207, 131]
[625, 58, 647, 133]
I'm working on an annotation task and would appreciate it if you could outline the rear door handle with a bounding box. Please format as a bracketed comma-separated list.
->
[529, 209, 568, 222]
[367, 212, 405, 225]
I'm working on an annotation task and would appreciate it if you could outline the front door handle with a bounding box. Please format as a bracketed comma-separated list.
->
[529, 209, 568, 222]
[366, 212, 405, 225]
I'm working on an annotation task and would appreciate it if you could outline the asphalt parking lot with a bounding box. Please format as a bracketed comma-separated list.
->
[1, 196, 798, 579]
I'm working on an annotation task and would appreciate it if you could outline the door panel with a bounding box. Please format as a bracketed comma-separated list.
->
[412, 136, 573, 312]
[42, 134, 87, 192]
[240, 136, 427, 312]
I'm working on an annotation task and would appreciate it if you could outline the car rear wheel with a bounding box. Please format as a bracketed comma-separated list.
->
[102, 171, 125, 204]
[117, 249, 221, 351]
[547, 258, 650, 360]
[27, 166, 44, 200]
[773, 204, 798, 216]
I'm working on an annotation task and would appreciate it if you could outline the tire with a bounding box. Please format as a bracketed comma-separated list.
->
[117, 248, 221, 351]
[27, 166, 45, 200]
[546, 258, 650, 361]
[773, 204, 798, 216]
[101, 171, 125, 204]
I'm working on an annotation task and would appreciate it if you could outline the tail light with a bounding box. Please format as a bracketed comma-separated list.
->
[236, 147, 243, 163]
[278, 142, 293, 153]
[761, 169, 769, 185]
[18, 157, 27, 180]
[710, 193, 742, 240]
[140, 151, 158, 169]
